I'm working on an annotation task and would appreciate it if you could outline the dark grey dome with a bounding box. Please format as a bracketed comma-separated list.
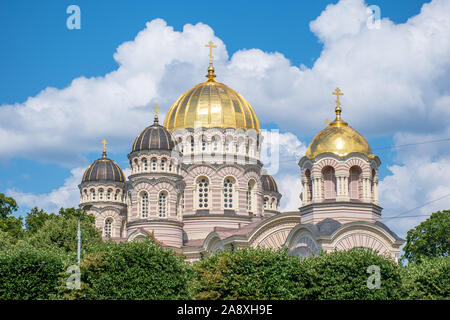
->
[261, 174, 279, 193]
[82, 152, 125, 183]
[131, 116, 175, 153]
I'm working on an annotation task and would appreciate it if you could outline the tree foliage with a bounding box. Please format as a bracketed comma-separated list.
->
[193, 247, 403, 300]
[0, 247, 69, 300]
[62, 239, 194, 300]
[23, 210, 102, 254]
[193, 247, 307, 300]
[401, 256, 450, 299]
[0, 193, 18, 220]
[402, 210, 450, 263]
[24, 207, 56, 234]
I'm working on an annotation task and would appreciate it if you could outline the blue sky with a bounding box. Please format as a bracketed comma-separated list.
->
[1, 0, 449, 238]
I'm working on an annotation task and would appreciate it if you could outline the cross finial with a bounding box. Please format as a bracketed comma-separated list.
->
[205, 41, 217, 63]
[101, 139, 107, 158]
[153, 104, 159, 123]
[332, 88, 344, 106]
[332, 88, 344, 121]
[205, 41, 217, 80]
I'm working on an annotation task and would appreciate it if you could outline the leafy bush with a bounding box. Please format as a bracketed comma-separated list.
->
[193, 247, 308, 300]
[401, 257, 450, 299]
[0, 247, 68, 300]
[299, 248, 403, 300]
[193, 247, 403, 300]
[62, 239, 193, 300]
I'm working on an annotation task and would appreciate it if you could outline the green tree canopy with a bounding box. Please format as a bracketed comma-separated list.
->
[23, 208, 102, 254]
[402, 210, 450, 263]
[25, 207, 56, 234]
[63, 239, 193, 300]
[0, 193, 17, 220]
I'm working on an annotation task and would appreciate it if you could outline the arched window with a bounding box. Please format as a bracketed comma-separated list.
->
[264, 197, 269, 209]
[178, 137, 184, 153]
[140, 191, 149, 218]
[90, 189, 96, 201]
[223, 177, 235, 209]
[168, 163, 172, 172]
[349, 166, 362, 200]
[225, 137, 233, 153]
[158, 191, 168, 218]
[104, 218, 113, 238]
[212, 136, 220, 153]
[151, 158, 157, 171]
[270, 198, 275, 209]
[189, 136, 194, 153]
[107, 189, 112, 201]
[142, 158, 148, 171]
[247, 179, 256, 212]
[322, 166, 337, 200]
[114, 189, 120, 201]
[305, 169, 312, 202]
[98, 189, 104, 200]
[201, 136, 207, 152]
[160, 158, 166, 171]
[196, 177, 209, 209]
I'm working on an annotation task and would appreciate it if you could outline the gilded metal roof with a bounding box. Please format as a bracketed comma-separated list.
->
[163, 67, 260, 132]
[305, 89, 374, 159]
[305, 121, 374, 159]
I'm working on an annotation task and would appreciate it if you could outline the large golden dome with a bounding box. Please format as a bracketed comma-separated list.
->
[305, 89, 374, 159]
[164, 64, 260, 132]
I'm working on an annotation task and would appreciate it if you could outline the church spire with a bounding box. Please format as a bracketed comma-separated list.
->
[153, 104, 159, 124]
[330, 88, 348, 126]
[101, 139, 107, 158]
[205, 41, 217, 81]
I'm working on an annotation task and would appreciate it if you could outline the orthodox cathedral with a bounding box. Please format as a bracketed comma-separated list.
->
[79, 42, 404, 262]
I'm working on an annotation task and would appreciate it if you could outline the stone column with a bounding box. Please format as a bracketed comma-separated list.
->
[373, 178, 379, 204]
[336, 174, 349, 202]
[361, 174, 371, 202]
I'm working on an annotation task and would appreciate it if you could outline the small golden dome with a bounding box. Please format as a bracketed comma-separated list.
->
[163, 65, 260, 132]
[305, 88, 374, 159]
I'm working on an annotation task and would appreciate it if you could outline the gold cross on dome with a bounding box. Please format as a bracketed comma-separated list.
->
[154, 104, 159, 115]
[332, 88, 344, 107]
[205, 41, 217, 63]
[101, 139, 107, 154]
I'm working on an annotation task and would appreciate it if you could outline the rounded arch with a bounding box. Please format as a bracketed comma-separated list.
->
[322, 165, 336, 200]
[104, 217, 114, 238]
[222, 176, 237, 210]
[138, 190, 149, 218]
[195, 175, 210, 210]
[349, 165, 362, 200]
[157, 189, 169, 218]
